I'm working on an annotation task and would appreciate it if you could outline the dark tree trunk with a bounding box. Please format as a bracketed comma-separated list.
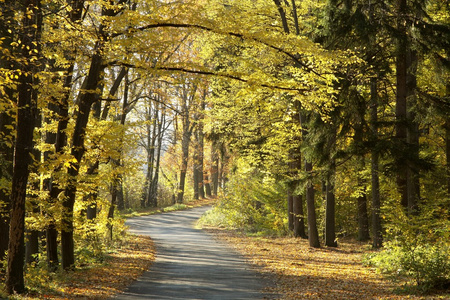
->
[62, 49, 103, 270]
[325, 162, 337, 247]
[45, 0, 85, 271]
[305, 161, 320, 248]
[148, 110, 165, 207]
[325, 179, 337, 247]
[357, 191, 370, 241]
[287, 186, 294, 231]
[146, 105, 158, 207]
[325, 120, 337, 247]
[0, 1, 16, 268]
[204, 172, 212, 197]
[299, 110, 320, 248]
[177, 129, 190, 203]
[198, 101, 205, 199]
[211, 142, 219, 196]
[406, 50, 420, 215]
[370, 78, 382, 248]
[25, 230, 39, 264]
[396, 0, 420, 215]
[6, 0, 41, 293]
[193, 142, 200, 200]
[446, 83, 450, 197]
[292, 193, 306, 238]
[60, 0, 124, 269]
[395, 0, 408, 209]
[0, 111, 13, 267]
[291, 107, 306, 238]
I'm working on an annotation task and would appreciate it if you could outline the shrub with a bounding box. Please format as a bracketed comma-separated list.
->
[365, 239, 450, 292]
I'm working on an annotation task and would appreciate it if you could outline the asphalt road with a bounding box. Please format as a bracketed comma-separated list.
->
[114, 206, 270, 300]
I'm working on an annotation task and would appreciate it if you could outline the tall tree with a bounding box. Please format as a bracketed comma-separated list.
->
[395, 0, 420, 214]
[0, 0, 17, 266]
[176, 80, 197, 203]
[6, 0, 42, 293]
[44, 0, 86, 271]
[61, 0, 127, 270]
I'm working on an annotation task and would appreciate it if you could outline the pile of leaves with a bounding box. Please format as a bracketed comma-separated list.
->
[206, 229, 450, 299]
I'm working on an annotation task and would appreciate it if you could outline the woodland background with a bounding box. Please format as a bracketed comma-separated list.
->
[0, 0, 449, 296]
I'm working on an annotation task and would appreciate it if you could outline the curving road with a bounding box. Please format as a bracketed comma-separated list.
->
[114, 206, 271, 300]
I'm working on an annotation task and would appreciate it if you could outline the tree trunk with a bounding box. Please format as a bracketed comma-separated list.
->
[177, 128, 190, 203]
[396, 0, 420, 214]
[62, 48, 103, 270]
[395, 0, 408, 209]
[149, 110, 166, 207]
[446, 83, 450, 197]
[0, 111, 13, 267]
[305, 161, 320, 248]
[287, 185, 294, 231]
[292, 193, 306, 238]
[198, 103, 205, 199]
[299, 109, 320, 248]
[45, 0, 85, 271]
[406, 50, 420, 215]
[211, 142, 219, 196]
[370, 78, 382, 248]
[325, 179, 337, 247]
[204, 172, 212, 197]
[6, 0, 41, 293]
[0, 2, 16, 268]
[193, 140, 200, 200]
[325, 163, 337, 247]
[146, 105, 158, 207]
[357, 191, 370, 241]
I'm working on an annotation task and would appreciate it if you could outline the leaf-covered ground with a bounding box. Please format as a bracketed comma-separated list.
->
[206, 229, 449, 300]
[6, 199, 448, 299]
[6, 234, 155, 300]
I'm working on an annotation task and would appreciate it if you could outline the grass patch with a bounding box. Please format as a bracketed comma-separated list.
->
[119, 197, 217, 218]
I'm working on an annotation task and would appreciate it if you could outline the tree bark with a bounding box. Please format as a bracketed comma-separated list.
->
[0, 110, 13, 267]
[146, 103, 158, 207]
[0, 1, 16, 268]
[287, 185, 294, 231]
[370, 78, 382, 248]
[177, 128, 191, 203]
[193, 138, 200, 200]
[406, 50, 420, 215]
[305, 161, 320, 248]
[204, 172, 212, 197]
[211, 142, 219, 196]
[7, 0, 41, 293]
[396, 0, 420, 214]
[325, 179, 337, 247]
[45, 0, 85, 271]
[446, 82, 450, 197]
[395, 0, 409, 209]
[62, 49, 103, 270]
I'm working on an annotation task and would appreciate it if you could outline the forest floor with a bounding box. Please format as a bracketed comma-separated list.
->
[207, 229, 450, 299]
[6, 199, 449, 299]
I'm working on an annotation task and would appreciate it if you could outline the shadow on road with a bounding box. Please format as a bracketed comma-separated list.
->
[113, 206, 271, 300]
